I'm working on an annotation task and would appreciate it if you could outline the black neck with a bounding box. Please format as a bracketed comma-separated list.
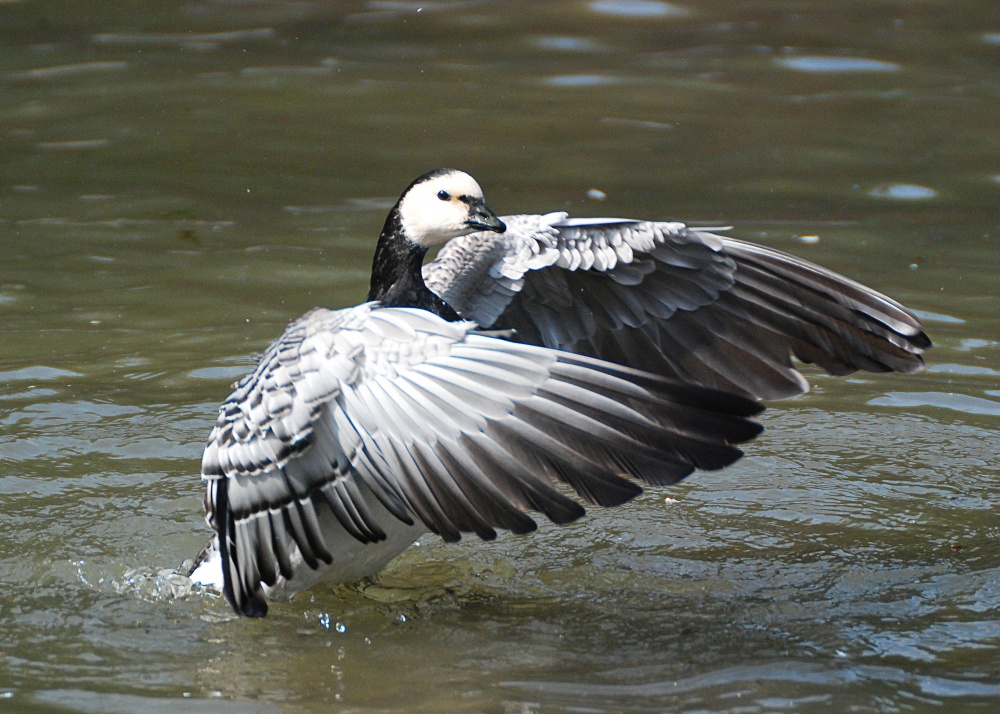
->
[366, 209, 461, 321]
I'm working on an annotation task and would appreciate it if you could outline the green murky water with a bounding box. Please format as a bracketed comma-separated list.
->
[2, 1, 999, 712]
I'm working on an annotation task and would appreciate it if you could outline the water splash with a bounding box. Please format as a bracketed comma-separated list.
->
[112, 567, 202, 601]
[73, 559, 215, 604]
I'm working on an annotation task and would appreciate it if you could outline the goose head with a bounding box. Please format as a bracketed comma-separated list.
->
[395, 168, 506, 247]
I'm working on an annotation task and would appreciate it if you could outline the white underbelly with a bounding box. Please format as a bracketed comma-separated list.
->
[263, 504, 427, 600]
[190, 481, 427, 603]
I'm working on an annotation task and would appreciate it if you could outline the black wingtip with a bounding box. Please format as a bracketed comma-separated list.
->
[240, 591, 269, 618]
[734, 418, 766, 444]
[214, 477, 269, 618]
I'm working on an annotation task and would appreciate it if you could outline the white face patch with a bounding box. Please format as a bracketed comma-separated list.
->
[397, 170, 488, 247]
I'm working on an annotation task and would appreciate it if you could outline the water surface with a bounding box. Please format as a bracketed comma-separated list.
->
[2, 1, 999, 712]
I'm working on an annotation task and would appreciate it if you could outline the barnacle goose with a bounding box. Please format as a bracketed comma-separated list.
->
[423, 177, 930, 400]
[189, 169, 764, 617]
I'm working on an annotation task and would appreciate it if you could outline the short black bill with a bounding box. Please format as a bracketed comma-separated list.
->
[466, 199, 506, 233]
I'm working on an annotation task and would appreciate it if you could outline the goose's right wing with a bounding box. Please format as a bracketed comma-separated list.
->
[425, 214, 929, 400]
[202, 304, 762, 615]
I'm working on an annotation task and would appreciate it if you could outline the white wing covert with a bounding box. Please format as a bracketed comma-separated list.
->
[424, 215, 929, 401]
[200, 303, 762, 616]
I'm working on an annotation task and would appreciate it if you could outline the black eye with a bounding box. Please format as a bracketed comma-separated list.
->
[437, 190, 451, 201]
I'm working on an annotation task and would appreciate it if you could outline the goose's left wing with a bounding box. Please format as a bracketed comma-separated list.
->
[201, 304, 763, 616]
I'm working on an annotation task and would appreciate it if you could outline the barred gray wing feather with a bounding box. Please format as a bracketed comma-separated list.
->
[201, 304, 762, 616]
[425, 216, 929, 401]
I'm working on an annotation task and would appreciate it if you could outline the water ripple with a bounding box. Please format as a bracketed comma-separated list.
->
[7, 61, 127, 81]
[857, 620, 1000, 662]
[542, 74, 618, 87]
[0, 366, 81, 383]
[870, 391, 1000, 417]
[33, 689, 273, 713]
[503, 660, 1000, 698]
[776, 56, 900, 73]
[869, 184, 938, 200]
[589, 0, 690, 18]
[91, 28, 275, 46]
[533, 36, 602, 52]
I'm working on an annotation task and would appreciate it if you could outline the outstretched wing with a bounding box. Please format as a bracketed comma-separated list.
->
[201, 304, 763, 615]
[424, 214, 930, 400]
